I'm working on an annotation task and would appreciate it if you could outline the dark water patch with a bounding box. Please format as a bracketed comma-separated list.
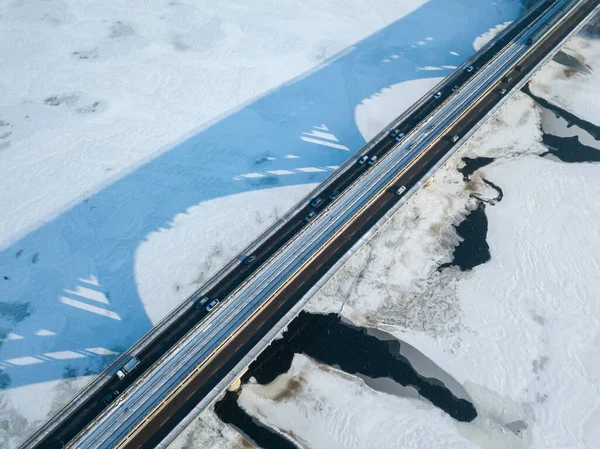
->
[541, 133, 600, 162]
[552, 50, 591, 74]
[471, 179, 503, 205]
[0, 301, 33, 323]
[440, 202, 490, 271]
[0, 371, 11, 389]
[506, 419, 528, 437]
[523, 83, 600, 140]
[214, 390, 298, 449]
[233, 312, 476, 422]
[459, 157, 495, 181]
[251, 176, 279, 187]
[253, 155, 275, 166]
[365, 326, 471, 401]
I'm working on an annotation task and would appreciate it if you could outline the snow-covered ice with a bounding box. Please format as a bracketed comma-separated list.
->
[201, 24, 600, 449]
[0, 0, 524, 446]
[238, 354, 484, 449]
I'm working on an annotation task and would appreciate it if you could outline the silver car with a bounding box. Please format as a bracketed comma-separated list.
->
[206, 299, 220, 312]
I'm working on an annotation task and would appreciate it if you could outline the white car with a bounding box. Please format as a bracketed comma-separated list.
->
[368, 156, 378, 165]
[396, 186, 406, 196]
[433, 91, 442, 99]
[206, 299, 220, 312]
[358, 155, 369, 165]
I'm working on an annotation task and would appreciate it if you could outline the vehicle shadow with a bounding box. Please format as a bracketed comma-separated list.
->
[0, 0, 520, 388]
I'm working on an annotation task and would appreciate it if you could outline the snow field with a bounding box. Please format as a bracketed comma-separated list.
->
[238, 354, 482, 449]
[0, 0, 429, 249]
[0, 0, 525, 447]
[235, 33, 600, 449]
[233, 44, 600, 449]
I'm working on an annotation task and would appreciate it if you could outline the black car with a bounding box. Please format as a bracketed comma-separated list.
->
[103, 390, 120, 406]
[329, 190, 340, 200]
[242, 255, 256, 267]
[195, 296, 209, 309]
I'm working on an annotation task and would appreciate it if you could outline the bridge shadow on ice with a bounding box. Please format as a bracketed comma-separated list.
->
[0, 0, 519, 388]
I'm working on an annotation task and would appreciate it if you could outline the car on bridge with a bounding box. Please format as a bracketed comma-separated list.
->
[116, 357, 140, 380]
[195, 296, 210, 309]
[242, 255, 256, 267]
[310, 197, 323, 208]
[103, 390, 120, 406]
[206, 299, 220, 312]
[389, 130, 405, 141]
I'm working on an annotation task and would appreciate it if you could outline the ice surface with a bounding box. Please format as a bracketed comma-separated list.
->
[0, 0, 523, 446]
[238, 354, 483, 449]
[240, 33, 599, 449]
